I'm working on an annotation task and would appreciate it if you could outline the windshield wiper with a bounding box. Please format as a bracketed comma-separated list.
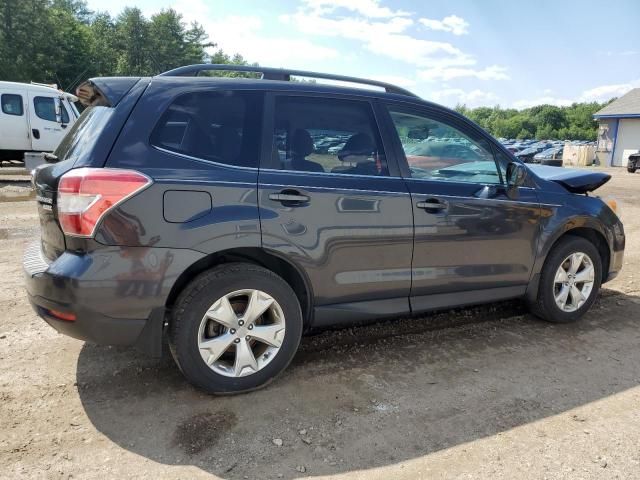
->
[43, 153, 58, 163]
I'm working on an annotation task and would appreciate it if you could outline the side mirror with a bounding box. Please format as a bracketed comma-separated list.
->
[506, 162, 527, 188]
[54, 97, 65, 125]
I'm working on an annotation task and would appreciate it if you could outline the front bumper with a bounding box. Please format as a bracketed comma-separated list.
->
[604, 219, 625, 283]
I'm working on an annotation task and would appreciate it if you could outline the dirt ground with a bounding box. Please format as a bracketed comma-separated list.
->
[1, 168, 639, 480]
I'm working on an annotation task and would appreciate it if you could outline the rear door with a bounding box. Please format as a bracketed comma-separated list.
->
[27, 93, 70, 151]
[0, 90, 30, 151]
[258, 93, 414, 324]
[382, 103, 541, 311]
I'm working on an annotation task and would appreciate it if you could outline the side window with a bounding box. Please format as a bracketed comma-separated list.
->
[388, 108, 502, 185]
[269, 96, 389, 176]
[33, 96, 70, 123]
[150, 90, 262, 168]
[493, 148, 512, 182]
[1, 94, 23, 116]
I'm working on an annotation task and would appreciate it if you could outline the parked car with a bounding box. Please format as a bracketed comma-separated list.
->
[515, 146, 544, 163]
[534, 146, 564, 166]
[24, 65, 625, 394]
[0, 81, 80, 161]
[628, 152, 640, 173]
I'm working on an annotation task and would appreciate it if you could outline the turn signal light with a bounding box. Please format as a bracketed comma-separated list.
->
[57, 168, 151, 237]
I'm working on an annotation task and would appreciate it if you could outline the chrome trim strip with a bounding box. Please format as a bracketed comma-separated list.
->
[260, 167, 400, 180]
[259, 183, 410, 196]
[152, 145, 260, 171]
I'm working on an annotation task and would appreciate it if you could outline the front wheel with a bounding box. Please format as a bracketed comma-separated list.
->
[169, 263, 303, 394]
[530, 236, 602, 323]
[627, 166, 637, 173]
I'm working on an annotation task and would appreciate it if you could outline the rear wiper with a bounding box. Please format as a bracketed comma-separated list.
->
[43, 153, 58, 163]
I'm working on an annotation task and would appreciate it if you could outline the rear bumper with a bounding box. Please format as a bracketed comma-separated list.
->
[27, 292, 148, 345]
[23, 241, 203, 353]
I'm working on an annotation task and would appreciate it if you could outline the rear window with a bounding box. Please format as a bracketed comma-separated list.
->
[54, 106, 113, 163]
[150, 90, 263, 168]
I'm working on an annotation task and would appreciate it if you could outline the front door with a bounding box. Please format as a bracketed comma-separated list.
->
[27, 93, 70, 151]
[383, 104, 541, 311]
[259, 94, 414, 325]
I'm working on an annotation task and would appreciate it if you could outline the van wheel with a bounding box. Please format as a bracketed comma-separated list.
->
[530, 236, 602, 323]
[169, 263, 303, 394]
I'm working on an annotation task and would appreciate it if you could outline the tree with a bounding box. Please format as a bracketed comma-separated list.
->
[114, 7, 150, 75]
[147, 9, 212, 74]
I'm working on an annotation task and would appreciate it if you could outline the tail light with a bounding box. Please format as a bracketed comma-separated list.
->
[57, 168, 151, 237]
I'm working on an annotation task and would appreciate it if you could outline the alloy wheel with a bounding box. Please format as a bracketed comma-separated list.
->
[197, 289, 286, 377]
[553, 252, 595, 313]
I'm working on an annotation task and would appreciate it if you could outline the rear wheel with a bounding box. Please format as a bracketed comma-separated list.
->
[530, 236, 602, 323]
[169, 263, 303, 394]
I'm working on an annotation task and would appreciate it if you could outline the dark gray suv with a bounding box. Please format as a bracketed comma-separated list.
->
[25, 65, 625, 393]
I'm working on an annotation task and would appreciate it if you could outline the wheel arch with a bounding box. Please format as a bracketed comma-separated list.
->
[526, 221, 611, 303]
[165, 247, 314, 328]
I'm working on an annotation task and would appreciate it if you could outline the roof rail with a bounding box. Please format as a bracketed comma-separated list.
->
[158, 64, 419, 98]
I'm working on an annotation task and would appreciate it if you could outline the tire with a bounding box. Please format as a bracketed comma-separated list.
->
[529, 236, 602, 323]
[169, 263, 303, 394]
[627, 166, 637, 173]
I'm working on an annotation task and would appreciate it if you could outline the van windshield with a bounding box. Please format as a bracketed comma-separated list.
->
[54, 106, 113, 164]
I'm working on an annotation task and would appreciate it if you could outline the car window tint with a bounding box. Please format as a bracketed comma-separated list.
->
[33, 96, 70, 123]
[389, 109, 501, 185]
[1, 94, 23, 116]
[269, 96, 389, 176]
[150, 90, 262, 168]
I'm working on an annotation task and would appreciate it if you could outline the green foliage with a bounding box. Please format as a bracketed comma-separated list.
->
[457, 101, 614, 141]
[0, 0, 245, 90]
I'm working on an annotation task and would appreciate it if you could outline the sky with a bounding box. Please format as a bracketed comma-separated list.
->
[85, 0, 640, 109]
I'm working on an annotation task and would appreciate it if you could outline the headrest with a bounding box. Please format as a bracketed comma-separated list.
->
[338, 133, 374, 160]
[291, 129, 314, 157]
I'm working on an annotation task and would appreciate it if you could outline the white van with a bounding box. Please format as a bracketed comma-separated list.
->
[0, 81, 80, 160]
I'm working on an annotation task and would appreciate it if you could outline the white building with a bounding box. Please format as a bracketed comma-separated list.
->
[594, 88, 640, 167]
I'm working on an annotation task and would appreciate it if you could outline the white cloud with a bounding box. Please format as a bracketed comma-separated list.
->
[370, 75, 416, 88]
[418, 65, 509, 81]
[419, 15, 469, 35]
[512, 79, 640, 109]
[301, 0, 410, 18]
[579, 80, 640, 102]
[512, 96, 573, 109]
[430, 88, 500, 108]
[602, 50, 638, 57]
[172, 1, 339, 67]
[281, 2, 500, 76]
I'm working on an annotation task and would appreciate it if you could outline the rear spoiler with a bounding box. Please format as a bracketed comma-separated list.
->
[75, 77, 142, 108]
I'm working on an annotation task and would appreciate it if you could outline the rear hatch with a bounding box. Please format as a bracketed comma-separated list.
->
[32, 77, 145, 261]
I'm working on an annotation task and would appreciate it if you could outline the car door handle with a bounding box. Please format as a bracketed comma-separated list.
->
[32, 129, 40, 139]
[416, 198, 447, 212]
[269, 191, 310, 204]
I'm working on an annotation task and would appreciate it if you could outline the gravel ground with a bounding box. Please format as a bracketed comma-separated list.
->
[1, 168, 639, 479]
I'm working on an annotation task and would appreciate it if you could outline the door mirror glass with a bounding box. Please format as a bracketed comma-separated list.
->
[54, 97, 64, 124]
[507, 162, 527, 187]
